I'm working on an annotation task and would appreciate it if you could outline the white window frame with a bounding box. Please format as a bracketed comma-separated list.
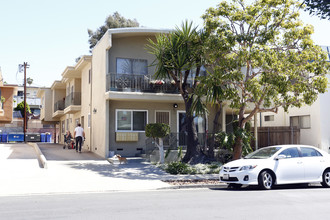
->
[155, 110, 171, 126]
[115, 109, 148, 132]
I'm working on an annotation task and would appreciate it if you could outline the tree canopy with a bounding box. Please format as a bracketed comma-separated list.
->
[14, 101, 31, 117]
[303, 0, 330, 20]
[87, 12, 139, 50]
[202, 0, 330, 159]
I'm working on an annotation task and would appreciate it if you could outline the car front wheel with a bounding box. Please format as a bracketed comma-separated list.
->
[321, 169, 330, 188]
[258, 171, 274, 190]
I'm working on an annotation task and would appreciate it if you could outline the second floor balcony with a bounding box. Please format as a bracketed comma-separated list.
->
[53, 100, 65, 118]
[64, 92, 81, 114]
[106, 73, 181, 94]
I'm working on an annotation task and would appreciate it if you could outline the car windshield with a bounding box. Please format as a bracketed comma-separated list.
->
[245, 147, 282, 159]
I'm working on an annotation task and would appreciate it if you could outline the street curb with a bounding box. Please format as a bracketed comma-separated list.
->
[159, 184, 227, 190]
[28, 143, 48, 169]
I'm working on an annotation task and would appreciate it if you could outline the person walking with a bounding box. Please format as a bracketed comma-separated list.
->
[74, 123, 85, 153]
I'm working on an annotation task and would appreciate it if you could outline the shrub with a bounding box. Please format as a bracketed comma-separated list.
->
[165, 161, 192, 175]
[145, 123, 170, 138]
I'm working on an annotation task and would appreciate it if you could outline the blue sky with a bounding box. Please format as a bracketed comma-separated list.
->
[0, 0, 329, 87]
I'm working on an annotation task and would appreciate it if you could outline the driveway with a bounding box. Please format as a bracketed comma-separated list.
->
[0, 143, 170, 196]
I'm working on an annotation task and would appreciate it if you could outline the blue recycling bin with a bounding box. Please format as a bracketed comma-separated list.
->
[1, 133, 7, 142]
[46, 134, 52, 143]
[8, 133, 24, 142]
[40, 133, 46, 142]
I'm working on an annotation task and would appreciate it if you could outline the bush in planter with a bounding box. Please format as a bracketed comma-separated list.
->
[165, 161, 193, 175]
[145, 123, 170, 164]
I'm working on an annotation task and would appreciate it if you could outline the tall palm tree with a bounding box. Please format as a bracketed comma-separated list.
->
[147, 21, 205, 163]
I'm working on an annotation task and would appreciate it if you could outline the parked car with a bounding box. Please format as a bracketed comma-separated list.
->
[219, 145, 330, 190]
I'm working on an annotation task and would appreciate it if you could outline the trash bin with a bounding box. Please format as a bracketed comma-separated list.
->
[8, 133, 24, 142]
[40, 133, 46, 142]
[2, 133, 7, 142]
[46, 134, 52, 143]
[25, 133, 41, 142]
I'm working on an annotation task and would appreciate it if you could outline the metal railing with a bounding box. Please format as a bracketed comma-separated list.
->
[106, 73, 187, 93]
[64, 92, 81, 108]
[54, 100, 65, 112]
[145, 132, 209, 155]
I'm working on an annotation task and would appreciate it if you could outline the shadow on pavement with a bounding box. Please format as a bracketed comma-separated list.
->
[67, 162, 168, 180]
[38, 143, 168, 180]
[38, 143, 104, 161]
[209, 183, 324, 191]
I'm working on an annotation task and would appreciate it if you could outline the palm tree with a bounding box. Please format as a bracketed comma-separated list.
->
[147, 21, 205, 163]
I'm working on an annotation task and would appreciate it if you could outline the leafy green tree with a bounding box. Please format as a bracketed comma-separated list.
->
[303, 0, 330, 20]
[88, 11, 139, 51]
[14, 101, 31, 118]
[147, 21, 206, 163]
[202, 0, 330, 160]
[145, 123, 170, 164]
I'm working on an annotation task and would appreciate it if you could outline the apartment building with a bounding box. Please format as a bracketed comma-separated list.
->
[39, 28, 237, 158]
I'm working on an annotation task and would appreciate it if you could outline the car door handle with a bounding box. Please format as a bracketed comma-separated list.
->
[297, 161, 303, 164]
[320, 160, 325, 162]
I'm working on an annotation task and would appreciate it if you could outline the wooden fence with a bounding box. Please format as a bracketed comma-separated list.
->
[251, 126, 300, 149]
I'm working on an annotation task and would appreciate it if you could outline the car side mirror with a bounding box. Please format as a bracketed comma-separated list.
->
[275, 154, 286, 160]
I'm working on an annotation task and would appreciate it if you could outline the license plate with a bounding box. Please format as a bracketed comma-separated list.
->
[223, 174, 229, 180]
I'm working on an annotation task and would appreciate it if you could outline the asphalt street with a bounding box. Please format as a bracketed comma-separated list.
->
[1, 187, 330, 220]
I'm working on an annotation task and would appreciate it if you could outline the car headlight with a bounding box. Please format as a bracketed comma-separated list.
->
[219, 166, 223, 172]
[239, 165, 257, 171]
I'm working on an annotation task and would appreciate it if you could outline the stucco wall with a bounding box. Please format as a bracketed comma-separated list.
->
[108, 36, 157, 75]
[90, 30, 110, 158]
[0, 86, 15, 122]
[80, 63, 91, 150]
[108, 100, 218, 156]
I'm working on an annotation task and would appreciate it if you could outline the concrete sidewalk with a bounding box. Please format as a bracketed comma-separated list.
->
[0, 143, 220, 197]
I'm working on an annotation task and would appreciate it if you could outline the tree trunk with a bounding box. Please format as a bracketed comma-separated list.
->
[182, 96, 201, 163]
[233, 136, 243, 160]
[209, 104, 222, 158]
[232, 108, 246, 160]
[158, 138, 164, 164]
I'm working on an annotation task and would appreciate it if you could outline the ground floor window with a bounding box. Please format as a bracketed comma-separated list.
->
[290, 115, 311, 129]
[116, 110, 147, 132]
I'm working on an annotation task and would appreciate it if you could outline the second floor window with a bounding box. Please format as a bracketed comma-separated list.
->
[116, 58, 147, 75]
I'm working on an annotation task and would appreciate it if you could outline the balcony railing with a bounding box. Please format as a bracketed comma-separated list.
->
[106, 73, 181, 94]
[64, 92, 81, 108]
[54, 100, 65, 112]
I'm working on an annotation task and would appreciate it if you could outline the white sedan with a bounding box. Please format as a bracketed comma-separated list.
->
[219, 145, 330, 189]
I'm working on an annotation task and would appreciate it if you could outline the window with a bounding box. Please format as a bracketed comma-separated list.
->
[88, 113, 91, 128]
[264, 115, 274, 122]
[116, 110, 147, 131]
[17, 91, 23, 96]
[290, 115, 311, 129]
[89, 69, 91, 84]
[156, 111, 170, 125]
[301, 147, 322, 157]
[116, 58, 148, 75]
[279, 147, 300, 158]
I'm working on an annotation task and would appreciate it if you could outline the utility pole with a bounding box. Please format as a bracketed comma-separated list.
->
[23, 62, 29, 142]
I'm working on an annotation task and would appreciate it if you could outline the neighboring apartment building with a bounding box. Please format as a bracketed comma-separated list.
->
[255, 46, 330, 153]
[38, 56, 92, 148]
[39, 28, 238, 158]
[14, 85, 41, 118]
[0, 68, 17, 124]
